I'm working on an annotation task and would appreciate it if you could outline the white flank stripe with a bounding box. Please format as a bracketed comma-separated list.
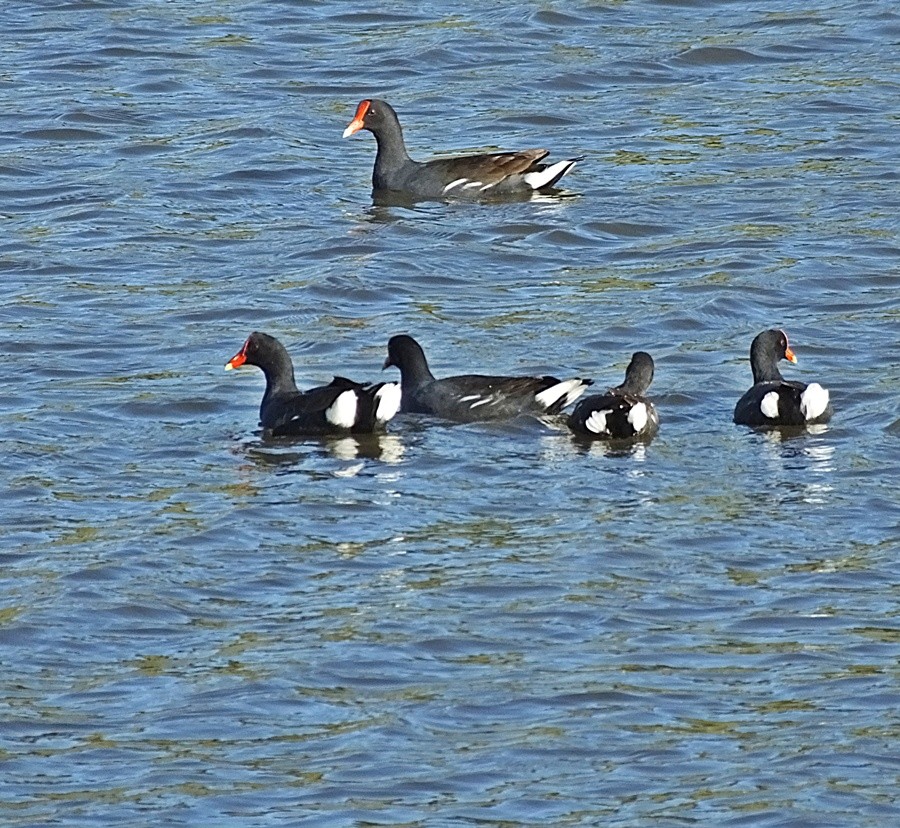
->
[469, 396, 494, 409]
[627, 402, 648, 433]
[325, 389, 358, 428]
[458, 394, 480, 402]
[479, 182, 497, 191]
[535, 378, 586, 410]
[523, 159, 576, 190]
[800, 383, 830, 420]
[442, 178, 468, 193]
[760, 391, 780, 419]
[462, 181, 484, 190]
[585, 410, 609, 435]
[374, 383, 402, 424]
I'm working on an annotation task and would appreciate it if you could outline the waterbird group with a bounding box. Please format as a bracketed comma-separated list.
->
[226, 100, 832, 441]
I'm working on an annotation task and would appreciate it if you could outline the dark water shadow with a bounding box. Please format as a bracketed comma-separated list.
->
[568, 432, 658, 458]
[360, 200, 439, 225]
[240, 432, 406, 468]
[670, 45, 786, 68]
[370, 186, 580, 209]
[742, 423, 831, 443]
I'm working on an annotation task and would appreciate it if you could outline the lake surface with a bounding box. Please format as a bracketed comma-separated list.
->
[1, 0, 898, 824]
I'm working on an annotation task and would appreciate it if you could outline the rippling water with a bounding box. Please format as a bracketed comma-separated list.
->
[2, 1, 899, 824]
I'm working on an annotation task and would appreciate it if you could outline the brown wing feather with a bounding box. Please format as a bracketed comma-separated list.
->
[426, 149, 549, 185]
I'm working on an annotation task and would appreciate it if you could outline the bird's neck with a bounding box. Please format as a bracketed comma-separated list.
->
[372, 125, 412, 187]
[260, 357, 299, 414]
[400, 355, 435, 395]
[616, 375, 643, 396]
[754, 365, 784, 384]
[751, 352, 784, 384]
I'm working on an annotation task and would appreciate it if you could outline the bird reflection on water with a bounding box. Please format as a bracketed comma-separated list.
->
[241, 432, 406, 471]
[759, 427, 835, 505]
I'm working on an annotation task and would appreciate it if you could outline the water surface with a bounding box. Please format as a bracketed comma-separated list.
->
[1, 1, 898, 825]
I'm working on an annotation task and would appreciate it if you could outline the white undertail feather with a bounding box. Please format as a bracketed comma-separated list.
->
[523, 158, 578, 190]
[535, 378, 590, 410]
[800, 383, 830, 420]
[585, 410, 609, 435]
[627, 402, 648, 433]
[760, 391, 780, 419]
[374, 383, 402, 424]
[442, 178, 468, 193]
[325, 389, 358, 428]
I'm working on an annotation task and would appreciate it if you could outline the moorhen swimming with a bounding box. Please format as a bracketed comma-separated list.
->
[343, 98, 580, 199]
[733, 329, 832, 427]
[568, 351, 659, 440]
[383, 334, 592, 423]
[226, 332, 401, 436]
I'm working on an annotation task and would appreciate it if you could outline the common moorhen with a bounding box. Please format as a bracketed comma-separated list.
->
[733, 329, 832, 427]
[568, 351, 659, 440]
[226, 332, 401, 436]
[383, 334, 592, 423]
[343, 99, 580, 199]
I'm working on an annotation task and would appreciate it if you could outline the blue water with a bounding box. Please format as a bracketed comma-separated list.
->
[1, 1, 898, 825]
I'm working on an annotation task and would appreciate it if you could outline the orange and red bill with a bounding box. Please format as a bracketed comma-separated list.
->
[342, 100, 370, 138]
